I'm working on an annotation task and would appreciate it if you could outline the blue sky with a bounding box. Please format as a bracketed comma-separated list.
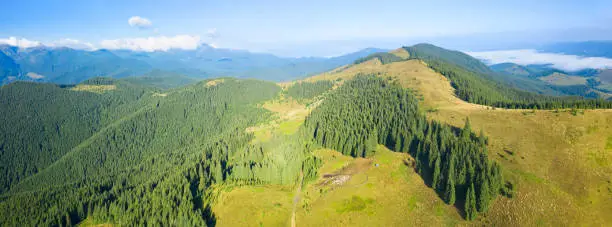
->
[1, 0, 611, 56]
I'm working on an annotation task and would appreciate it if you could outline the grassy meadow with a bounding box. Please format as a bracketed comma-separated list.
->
[210, 51, 612, 226]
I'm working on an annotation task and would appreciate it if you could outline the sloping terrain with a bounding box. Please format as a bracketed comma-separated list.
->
[2, 44, 611, 226]
[300, 55, 612, 226]
[490, 62, 612, 99]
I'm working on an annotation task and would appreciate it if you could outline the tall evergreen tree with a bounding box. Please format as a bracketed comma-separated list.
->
[478, 176, 491, 212]
[465, 183, 478, 220]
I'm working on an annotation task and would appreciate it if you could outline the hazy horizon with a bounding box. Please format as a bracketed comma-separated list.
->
[2, 0, 611, 57]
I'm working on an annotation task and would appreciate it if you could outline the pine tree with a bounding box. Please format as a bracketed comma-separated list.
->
[461, 117, 471, 139]
[444, 173, 456, 205]
[213, 162, 223, 183]
[478, 129, 487, 146]
[365, 129, 378, 156]
[478, 176, 491, 212]
[465, 183, 478, 220]
[432, 157, 441, 190]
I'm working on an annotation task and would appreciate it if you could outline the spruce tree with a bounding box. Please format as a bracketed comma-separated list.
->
[432, 157, 441, 190]
[478, 177, 491, 212]
[465, 183, 478, 220]
[461, 117, 471, 139]
[444, 173, 456, 205]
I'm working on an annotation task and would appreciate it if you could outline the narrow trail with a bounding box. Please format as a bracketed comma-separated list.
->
[291, 171, 304, 227]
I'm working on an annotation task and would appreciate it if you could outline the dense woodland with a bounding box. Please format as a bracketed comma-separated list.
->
[0, 79, 153, 194]
[304, 75, 504, 219]
[284, 80, 334, 100]
[0, 78, 283, 226]
[353, 52, 403, 65]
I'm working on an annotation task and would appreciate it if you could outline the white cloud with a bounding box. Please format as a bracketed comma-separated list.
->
[0, 37, 42, 48]
[206, 28, 219, 39]
[128, 16, 153, 29]
[48, 38, 96, 50]
[0, 35, 205, 52]
[99, 35, 202, 52]
[467, 49, 612, 71]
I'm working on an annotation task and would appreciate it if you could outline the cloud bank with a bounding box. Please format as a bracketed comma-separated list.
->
[128, 16, 153, 29]
[48, 38, 96, 50]
[467, 49, 612, 71]
[0, 37, 42, 48]
[99, 35, 202, 52]
[0, 35, 204, 52]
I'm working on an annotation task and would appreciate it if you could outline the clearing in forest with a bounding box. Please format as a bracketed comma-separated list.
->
[70, 84, 117, 93]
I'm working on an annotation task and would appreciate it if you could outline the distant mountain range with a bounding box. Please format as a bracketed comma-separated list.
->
[538, 40, 612, 58]
[490, 62, 612, 98]
[0, 44, 386, 85]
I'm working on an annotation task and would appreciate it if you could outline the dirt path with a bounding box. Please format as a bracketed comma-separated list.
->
[291, 171, 304, 227]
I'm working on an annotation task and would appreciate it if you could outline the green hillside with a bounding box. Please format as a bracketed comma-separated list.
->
[1, 44, 611, 226]
[0, 78, 283, 225]
[120, 70, 200, 89]
[490, 63, 612, 99]
[402, 44, 612, 109]
[0, 78, 154, 194]
[0, 51, 20, 83]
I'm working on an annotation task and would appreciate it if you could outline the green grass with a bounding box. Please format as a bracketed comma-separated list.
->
[77, 217, 111, 227]
[213, 146, 465, 226]
[538, 73, 587, 86]
[306, 59, 612, 225]
[297, 146, 465, 226]
[279, 119, 303, 135]
[513, 169, 545, 184]
[212, 185, 293, 226]
[212, 58, 612, 226]
[335, 195, 374, 213]
[252, 127, 272, 142]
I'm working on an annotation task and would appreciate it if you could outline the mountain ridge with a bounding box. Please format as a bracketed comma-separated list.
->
[0, 44, 386, 84]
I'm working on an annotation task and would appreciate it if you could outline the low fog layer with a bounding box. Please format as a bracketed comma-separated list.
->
[467, 49, 612, 71]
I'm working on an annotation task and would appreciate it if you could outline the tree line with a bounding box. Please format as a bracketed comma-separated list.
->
[304, 75, 504, 219]
[285, 80, 334, 100]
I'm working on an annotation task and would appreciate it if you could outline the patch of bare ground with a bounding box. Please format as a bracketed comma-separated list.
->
[70, 84, 116, 93]
[317, 158, 371, 188]
[205, 79, 224, 87]
[152, 92, 168, 97]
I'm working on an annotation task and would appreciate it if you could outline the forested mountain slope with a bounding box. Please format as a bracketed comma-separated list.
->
[1, 44, 611, 226]
[0, 51, 20, 83]
[489, 63, 612, 99]
[120, 70, 200, 89]
[0, 78, 287, 225]
[0, 78, 154, 194]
